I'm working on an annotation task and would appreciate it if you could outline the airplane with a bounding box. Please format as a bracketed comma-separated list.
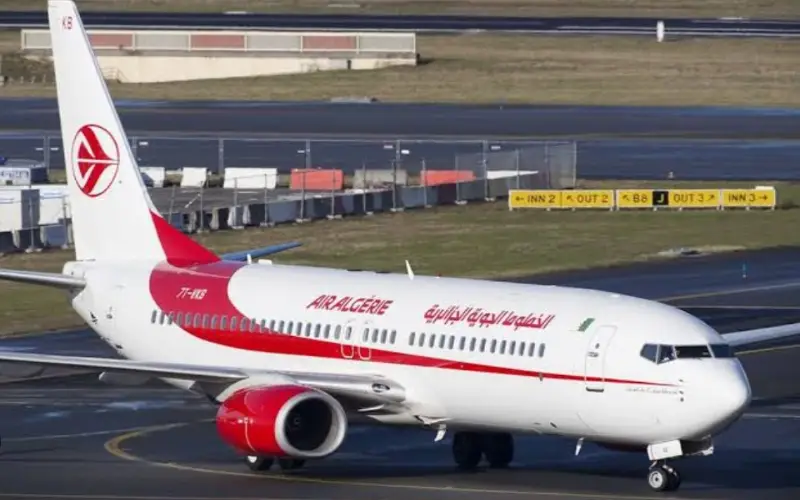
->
[0, 0, 796, 493]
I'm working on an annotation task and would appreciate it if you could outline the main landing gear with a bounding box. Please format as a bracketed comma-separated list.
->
[245, 455, 306, 472]
[452, 431, 514, 470]
[647, 461, 681, 492]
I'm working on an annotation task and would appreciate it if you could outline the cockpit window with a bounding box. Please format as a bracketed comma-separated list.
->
[674, 345, 712, 359]
[640, 344, 658, 363]
[710, 343, 735, 358]
[640, 342, 729, 364]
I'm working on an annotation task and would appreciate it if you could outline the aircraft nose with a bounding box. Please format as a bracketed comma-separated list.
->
[715, 367, 751, 422]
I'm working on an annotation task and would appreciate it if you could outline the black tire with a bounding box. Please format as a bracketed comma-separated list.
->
[277, 458, 306, 470]
[452, 432, 482, 470]
[245, 455, 274, 472]
[484, 433, 514, 468]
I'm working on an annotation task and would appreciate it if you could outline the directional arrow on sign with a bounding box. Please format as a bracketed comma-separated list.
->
[621, 194, 631, 201]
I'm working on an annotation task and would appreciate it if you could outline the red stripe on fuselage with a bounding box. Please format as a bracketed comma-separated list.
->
[148, 262, 671, 387]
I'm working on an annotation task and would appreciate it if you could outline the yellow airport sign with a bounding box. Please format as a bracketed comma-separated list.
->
[509, 190, 562, 209]
[663, 189, 720, 209]
[561, 190, 614, 209]
[617, 190, 653, 209]
[721, 188, 776, 209]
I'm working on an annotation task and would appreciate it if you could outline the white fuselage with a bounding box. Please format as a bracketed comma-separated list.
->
[67, 259, 752, 448]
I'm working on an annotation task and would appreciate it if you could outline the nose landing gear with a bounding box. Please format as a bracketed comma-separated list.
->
[647, 461, 681, 492]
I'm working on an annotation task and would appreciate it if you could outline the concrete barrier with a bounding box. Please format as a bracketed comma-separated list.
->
[223, 167, 278, 189]
[140, 166, 166, 188]
[181, 167, 208, 187]
[352, 169, 408, 189]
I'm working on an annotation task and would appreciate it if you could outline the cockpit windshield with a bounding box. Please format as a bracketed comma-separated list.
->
[640, 342, 735, 364]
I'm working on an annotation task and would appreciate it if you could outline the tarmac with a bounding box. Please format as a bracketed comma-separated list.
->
[1, 100, 799, 180]
[2, 247, 800, 499]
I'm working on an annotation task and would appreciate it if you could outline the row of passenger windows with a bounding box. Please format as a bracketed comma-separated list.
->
[150, 310, 546, 358]
[409, 331, 545, 357]
[639, 343, 735, 364]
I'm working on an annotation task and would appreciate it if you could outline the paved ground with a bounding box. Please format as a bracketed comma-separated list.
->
[1, 100, 799, 180]
[2, 249, 800, 498]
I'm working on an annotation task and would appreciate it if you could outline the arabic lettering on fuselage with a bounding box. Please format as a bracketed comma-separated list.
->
[307, 294, 394, 316]
[423, 304, 555, 330]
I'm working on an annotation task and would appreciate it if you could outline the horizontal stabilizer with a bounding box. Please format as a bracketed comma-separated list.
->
[221, 242, 302, 262]
[0, 268, 85, 289]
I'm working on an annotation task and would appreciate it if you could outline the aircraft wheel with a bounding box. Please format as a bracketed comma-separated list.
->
[484, 432, 514, 468]
[452, 431, 482, 470]
[245, 455, 274, 471]
[648, 464, 681, 492]
[277, 458, 306, 470]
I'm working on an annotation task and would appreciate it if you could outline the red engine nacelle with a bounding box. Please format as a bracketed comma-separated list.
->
[215, 384, 348, 459]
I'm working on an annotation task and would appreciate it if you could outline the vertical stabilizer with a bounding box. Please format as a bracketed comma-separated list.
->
[48, 1, 217, 266]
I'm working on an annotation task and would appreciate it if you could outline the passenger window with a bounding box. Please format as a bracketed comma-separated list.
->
[334, 325, 342, 340]
[278, 320, 285, 333]
[295, 322, 303, 335]
[640, 344, 658, 363]
[220, 316, 227, 330]
[159, 311, 166, 324]
[409, 332, 416, 345]
[469, 338, 476, 351]
[210, 315, 218, 329]
[418, 333, 426, 346]
[372, 329, 379, 343]
[345, 326, 353, 340]
[167, 312, 175, 325]
[269, 319, 276, 331]
[314, 324, 321, 338]
[230, 316, 238, 331]
[459, 337, 466, 350]
[202, 314, 209, 328]
[381, 329, 388, 344]
[509, 340, 516, 354]
[490, 339, 497, 353]
[528, 343, 535, 356]
[439, 335, 446, 349]
[324, 325, 331, 339]
[250, 318, 258, 332]
[499, 340, 506, 355]
[240, 318, 249, 332]
[518, 341, 525, 355]
[480, 339, 486, 352]
[538, 343, 545, 357]
[176, 312, 183, 325]
[448, 336, 455, 349]
[150, 310, 157, 323]
[194, 313, 201, 328]
[305, 323, 312, 337]
[390, 330, 397, 344]
[429, 334, 436, 348]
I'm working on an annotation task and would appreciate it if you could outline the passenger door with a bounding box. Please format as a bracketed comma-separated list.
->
[584, 324, 618, 392]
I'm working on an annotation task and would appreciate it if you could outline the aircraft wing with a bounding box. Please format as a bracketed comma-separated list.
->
[0, 350, 405, 406]
[220, 242, 302, 262]
[0, 268, 85, 289]
[725, 322, 800, 349]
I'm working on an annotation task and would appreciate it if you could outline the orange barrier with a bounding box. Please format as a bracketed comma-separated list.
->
[421, 170, 476, 186]
[290, 169, 344, 191]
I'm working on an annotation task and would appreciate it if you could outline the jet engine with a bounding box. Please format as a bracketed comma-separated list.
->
[216, 384, 348, 459]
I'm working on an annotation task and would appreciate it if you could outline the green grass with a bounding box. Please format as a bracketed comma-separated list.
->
[5, 1, 800, 18]
[3, 34, 798, 108]
[0, 179, 798, 336]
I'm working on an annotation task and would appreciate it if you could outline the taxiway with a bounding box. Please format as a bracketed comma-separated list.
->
[1, 248, 800, 499]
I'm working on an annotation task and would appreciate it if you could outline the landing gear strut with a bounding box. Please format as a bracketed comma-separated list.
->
[452, 431, 514, 470]
[647, 461, 681, 492]
[244, 455, 306, 472]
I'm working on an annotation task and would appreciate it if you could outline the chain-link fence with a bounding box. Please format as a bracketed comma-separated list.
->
[0, 134, 577, 250]
[0, 133, 576, 187]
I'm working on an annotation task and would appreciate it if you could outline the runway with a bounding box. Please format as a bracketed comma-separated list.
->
[2, 11, 800, 38]
[2, 248, 800, 498]
[1, 100, 799, 180]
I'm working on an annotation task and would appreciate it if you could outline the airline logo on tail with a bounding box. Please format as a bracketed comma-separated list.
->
[71, 124, 119, 197]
